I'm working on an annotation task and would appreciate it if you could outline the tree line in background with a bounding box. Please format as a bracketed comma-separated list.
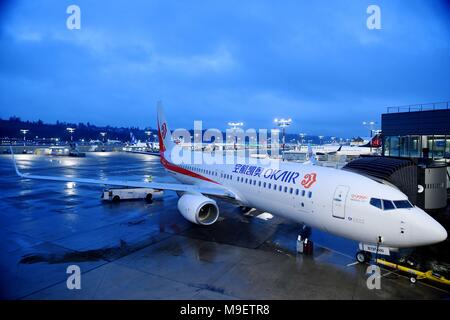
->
[0, 116, 156, 142]
[0, 116, 360, 145]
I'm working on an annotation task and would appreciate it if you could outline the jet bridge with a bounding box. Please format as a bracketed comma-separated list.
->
[343, 156, 448, 210]
[343, 156, 418, 204]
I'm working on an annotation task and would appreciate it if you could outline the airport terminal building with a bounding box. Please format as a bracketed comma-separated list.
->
[380, 103, 450, 210]
[382, 104, 450, 161]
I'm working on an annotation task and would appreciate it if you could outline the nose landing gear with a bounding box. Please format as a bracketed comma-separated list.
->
[356, 251, 372, 263]
[356, 237, 384, 264]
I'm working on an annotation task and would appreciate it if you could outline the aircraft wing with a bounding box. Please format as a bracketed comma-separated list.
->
[10, 149, 235, 199]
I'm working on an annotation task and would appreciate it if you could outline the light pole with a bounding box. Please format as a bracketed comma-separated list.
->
[299, 133, 306, 147]
[274, 118, 292, 159]
[145, 130, 151, 142]
[363, 121, 377, 152]
[228, 122, 243, 151]
[362, 121, 377, 138]
[66, 127, 75, 142]
[20, 129, 29, 146]
[100, 132, 106, 143]
[319, 135, 324, 145]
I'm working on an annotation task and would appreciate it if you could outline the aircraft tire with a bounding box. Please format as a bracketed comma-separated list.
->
[356, 251, 367, 263]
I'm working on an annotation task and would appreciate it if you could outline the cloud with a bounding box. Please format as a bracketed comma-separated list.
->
[13, 30, 43, 42]
[101, 45, 236, 77]
[0, 0, 449, 137]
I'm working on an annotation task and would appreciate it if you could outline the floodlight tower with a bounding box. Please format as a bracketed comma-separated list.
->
[228, 121, 244, 151]
[145, 130, 152, 142]
[100, 132, 107, 143]
[363, 121, 377, 152]
[318, 135, 324, 145]
[362, 121, 377, 138]
[299, 133, 306, 146]
[66, 127, 75, 142]
[274, 118, 292, 160]
[20, 129, 29, 146]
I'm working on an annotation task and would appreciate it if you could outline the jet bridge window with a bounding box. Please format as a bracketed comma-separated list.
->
[382, 200, 395, 211]
[393, 200, 413, 209]
[370, 198, 382, 209]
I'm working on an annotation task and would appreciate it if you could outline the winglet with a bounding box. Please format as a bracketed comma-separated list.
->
[10, 146, 25, 177]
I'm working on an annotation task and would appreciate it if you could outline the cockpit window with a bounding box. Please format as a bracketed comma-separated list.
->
[370, 198, 382, 209]
[393, 200, 413, 209]
[382, 200, 395, 210]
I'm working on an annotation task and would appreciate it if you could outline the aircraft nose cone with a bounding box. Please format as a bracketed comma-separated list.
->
[414, 211, 448, 246]
[431, 222, 448, 243]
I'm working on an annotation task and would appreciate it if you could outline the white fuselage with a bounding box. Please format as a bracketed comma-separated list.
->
[162, 149, 447, 249]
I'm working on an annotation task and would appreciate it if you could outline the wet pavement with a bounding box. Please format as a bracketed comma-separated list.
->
[0, 152, 448, 300]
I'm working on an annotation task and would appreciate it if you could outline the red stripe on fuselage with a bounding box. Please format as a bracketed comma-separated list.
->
[160, 155, 220, 185]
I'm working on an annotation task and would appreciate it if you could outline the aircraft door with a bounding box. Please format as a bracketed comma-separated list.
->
[332, 185, 349, 219]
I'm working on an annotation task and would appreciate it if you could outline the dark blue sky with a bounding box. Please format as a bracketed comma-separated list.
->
[0, 0, 449, 137]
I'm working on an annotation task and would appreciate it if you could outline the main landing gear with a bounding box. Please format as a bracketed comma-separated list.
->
[297, 225, 314, 255]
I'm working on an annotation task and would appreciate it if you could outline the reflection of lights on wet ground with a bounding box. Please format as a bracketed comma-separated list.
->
[66, 182, 76, 189]
[62, 159, 77, 166]
[95, 152, 111, 157]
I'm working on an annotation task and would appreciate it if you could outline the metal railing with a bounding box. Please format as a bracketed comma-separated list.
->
[386, 101, 450, 113]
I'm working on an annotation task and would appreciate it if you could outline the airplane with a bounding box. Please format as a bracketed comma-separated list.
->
[10, 103, 447, 263]
[292, 134, 382, 158]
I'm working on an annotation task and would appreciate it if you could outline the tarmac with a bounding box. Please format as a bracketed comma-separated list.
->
[0, 152, 449, 299]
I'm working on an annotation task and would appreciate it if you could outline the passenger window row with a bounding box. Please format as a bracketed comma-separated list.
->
[181, 165, 225, 178]
[236, 176, 312, 198]
[220, 173, 233, 180]
[370, 198, 413, 210]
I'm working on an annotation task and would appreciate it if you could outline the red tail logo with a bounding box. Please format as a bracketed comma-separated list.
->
[301, 173, 317, 188]
[161, 123, 167, 139]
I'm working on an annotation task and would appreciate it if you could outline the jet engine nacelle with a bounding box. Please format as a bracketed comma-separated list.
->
[177, 193, 219, 225]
